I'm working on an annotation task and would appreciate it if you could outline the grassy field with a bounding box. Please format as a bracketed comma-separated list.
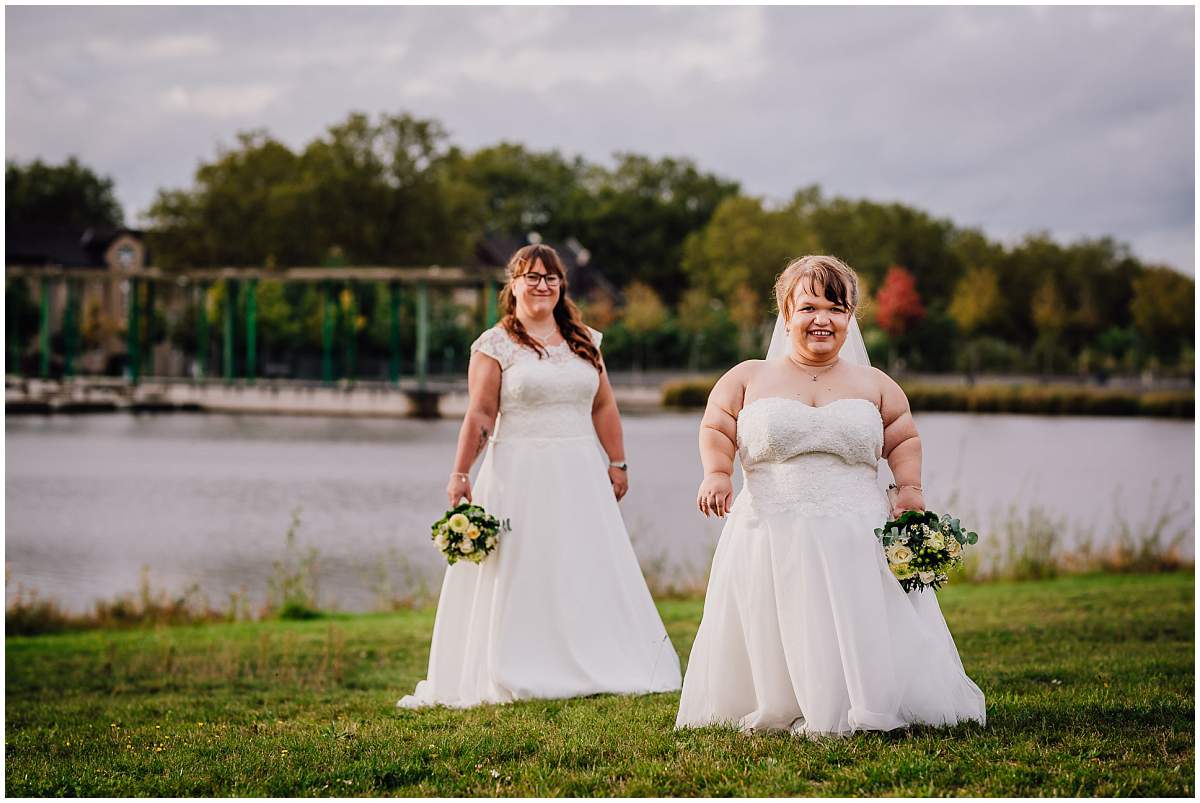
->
[5, 571, 1193, 796]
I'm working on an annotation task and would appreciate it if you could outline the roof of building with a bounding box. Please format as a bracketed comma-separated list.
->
[5, 224, 144, 268]
[472, 233, 620, 302]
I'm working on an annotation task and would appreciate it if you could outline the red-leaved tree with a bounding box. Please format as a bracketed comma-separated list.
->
[874, 265, 926, 373]
[874, 265, 926, 338]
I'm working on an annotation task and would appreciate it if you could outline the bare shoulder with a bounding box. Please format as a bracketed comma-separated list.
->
[867, 365, 912, 423]
[709, 359, 764, 411]
[731, 358, 768, 377]
[717, 359, 767, 391]
[866, 365, 903, 393]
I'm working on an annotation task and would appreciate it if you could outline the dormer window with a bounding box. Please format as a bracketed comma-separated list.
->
[116, 243, 136, 269]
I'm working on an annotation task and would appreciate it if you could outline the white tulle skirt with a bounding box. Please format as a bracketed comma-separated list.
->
[398, 434, 682, 709]
[675, 492, 987, 737]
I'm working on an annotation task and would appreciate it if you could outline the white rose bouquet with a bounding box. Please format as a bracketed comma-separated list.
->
[430, 502, 510, 565]
[875, 509, 978, 593]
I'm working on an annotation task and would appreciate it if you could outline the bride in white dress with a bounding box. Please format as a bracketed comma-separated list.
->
[676, 255, 986, 737]
[398, 244, 681, 709]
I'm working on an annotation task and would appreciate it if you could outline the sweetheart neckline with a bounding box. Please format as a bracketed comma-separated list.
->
[737, 395, 882, 421]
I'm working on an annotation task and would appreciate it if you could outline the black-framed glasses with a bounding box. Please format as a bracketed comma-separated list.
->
[519, 271, 562, 288]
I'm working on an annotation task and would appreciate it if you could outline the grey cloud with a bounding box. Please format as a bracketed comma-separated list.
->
[5, 5, 1192, 272]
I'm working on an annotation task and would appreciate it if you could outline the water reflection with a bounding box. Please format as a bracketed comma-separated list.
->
[5, 411, 1193, 612]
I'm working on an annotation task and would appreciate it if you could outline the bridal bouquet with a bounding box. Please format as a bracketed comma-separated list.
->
[431, 502, 510, 565]
[875, 509, 978, 593]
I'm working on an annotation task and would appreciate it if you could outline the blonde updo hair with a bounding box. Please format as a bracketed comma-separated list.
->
[774, 255, 860, 320]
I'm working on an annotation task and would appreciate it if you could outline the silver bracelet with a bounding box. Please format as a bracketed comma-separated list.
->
[450, 472, 470, 482]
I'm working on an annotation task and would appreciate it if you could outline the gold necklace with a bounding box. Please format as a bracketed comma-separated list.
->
[788, 354, 840, 382]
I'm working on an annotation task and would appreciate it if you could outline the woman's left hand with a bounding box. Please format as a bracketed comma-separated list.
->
[608, 465, 629, 501]
[891, 486, 925, 519]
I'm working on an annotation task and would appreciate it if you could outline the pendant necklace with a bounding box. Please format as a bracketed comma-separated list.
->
[788, 354, 839, 382]
[526, 323, 559, 344]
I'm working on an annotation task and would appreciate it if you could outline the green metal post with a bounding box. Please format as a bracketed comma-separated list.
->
[388, 281, 401, 385]
[485, 277, 498, 326]
[344, 281, 357, 381]
[6, 280, 20, 377]
[321, 281, 335, 385]
[63, 278, 80, 378]
[126, 278, 141, 383]
[416, 280, 429, 390]
[143, 279, 156, 376]
[38, 276, 52, 378]
[195, 283, 208, 380]
[223, 278, 236, 382]
[245, 278, 257, 381]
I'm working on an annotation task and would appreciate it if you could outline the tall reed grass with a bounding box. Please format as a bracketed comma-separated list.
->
[955, 479, 1192, 582]
[8, 486, 1192, 636]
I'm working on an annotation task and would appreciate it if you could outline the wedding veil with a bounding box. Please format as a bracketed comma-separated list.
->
[765, 312, 872, 367]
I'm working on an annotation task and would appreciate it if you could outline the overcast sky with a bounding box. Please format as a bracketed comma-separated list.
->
[6, 5, 1195, 273]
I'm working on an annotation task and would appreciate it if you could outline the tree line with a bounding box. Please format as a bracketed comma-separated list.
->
[6, 109, 1194, 378]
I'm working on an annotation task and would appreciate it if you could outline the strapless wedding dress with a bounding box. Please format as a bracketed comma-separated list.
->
[675, 396, 986, 737]
[398, 326, 681, 709]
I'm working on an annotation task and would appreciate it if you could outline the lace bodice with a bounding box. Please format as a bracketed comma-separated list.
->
[470, 325, 603, 440]
[736, 396, 888, 518]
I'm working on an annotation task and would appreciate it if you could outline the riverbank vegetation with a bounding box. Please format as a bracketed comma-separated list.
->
[661, 377, 1194, 418]
[7, 492, 1191, 637]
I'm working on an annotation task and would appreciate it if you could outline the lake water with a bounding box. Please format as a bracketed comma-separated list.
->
[5, 411, 1194, 613]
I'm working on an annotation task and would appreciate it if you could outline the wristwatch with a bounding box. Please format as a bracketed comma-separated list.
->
[609, 460, 628, 471]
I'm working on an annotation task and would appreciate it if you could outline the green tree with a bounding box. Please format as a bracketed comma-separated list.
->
[298, 112, 483, 265]
[6, 157, 124, 228]
[729, 283, 766, 359]
[1060, 238, 1140, 350]
[948, 266, 1003, 335]
[449, 143, 586, 238]
[622, 281, 668, 372]
[804, 194, 961, 304]
[572, 154, 739, 302]
[1130, 267, 1194, 363]
[676, 287, 724, 372]
[681, 195, 816, 307]
[146, 130, 303, 269]
[145, 112, 483, 270]
[949, 266, 1004, 380]
[1030, 278, 1066, 375]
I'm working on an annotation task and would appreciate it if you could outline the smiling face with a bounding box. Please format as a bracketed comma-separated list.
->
[787, 286, 852, 361]
[511, 257, 562, 319]
[773, 255, 860, 364]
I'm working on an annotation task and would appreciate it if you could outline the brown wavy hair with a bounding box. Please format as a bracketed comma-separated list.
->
[497, 244, 603, 373]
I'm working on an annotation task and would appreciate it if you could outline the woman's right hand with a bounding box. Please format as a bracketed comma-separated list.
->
[697, 472, 734, 518]
[447, 474, 472, 507]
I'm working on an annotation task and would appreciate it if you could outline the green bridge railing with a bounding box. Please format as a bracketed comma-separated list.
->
[5, 265, 506, 389]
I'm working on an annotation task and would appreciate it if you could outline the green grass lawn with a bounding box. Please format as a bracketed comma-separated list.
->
[5, 572, 1193, 796]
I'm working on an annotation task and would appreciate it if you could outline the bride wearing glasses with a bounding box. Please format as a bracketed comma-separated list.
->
[397, 244, 681, 709]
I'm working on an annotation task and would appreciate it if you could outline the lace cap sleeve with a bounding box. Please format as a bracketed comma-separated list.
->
[587, 326, 603, 349]
[470, 326, 517, 370]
